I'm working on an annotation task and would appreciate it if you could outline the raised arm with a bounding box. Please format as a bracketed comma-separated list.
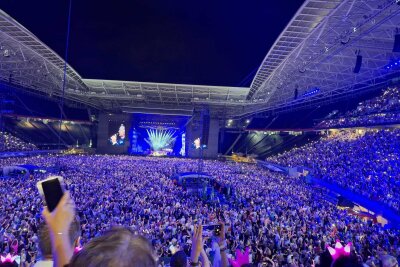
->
[42, 191, 76, 267]
[217, 223, 229, 267]
[190, 225, 205, 267]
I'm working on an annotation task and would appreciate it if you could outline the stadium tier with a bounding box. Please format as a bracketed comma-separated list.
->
[267, 128, 400, 212]
[0, 131, 37, 152]
[317, 87, 400, 128]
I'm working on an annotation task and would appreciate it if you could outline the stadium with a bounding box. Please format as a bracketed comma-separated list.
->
[0, 0, 400, 266]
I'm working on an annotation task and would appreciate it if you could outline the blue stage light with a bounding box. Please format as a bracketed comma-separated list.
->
[145, 129, 177, 151]
[302, 87, 320, 98]
[383, 58, 400, 70]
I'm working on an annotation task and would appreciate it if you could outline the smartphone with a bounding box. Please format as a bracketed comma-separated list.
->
[202, 224, 221, 236]
[37, 176, 65, 212]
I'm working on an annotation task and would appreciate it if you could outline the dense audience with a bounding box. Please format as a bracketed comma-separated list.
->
[317, 87, 400, 128]
[0, 132, 37, 152]
[0, 155, 399, 266]
[268, 128, 400, 212]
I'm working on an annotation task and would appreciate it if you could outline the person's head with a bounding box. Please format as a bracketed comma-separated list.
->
[0, 254, 18, 267]
[69, 227, 157, 267]
[380, 255, 398, 267]
[118, 124, 126, 139]
[170, 251, 187, 267]
[110, 134, 117, 144]
[38, 217, 81, 259]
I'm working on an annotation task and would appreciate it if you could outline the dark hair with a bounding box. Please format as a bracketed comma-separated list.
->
[318, 250, 333, 267]
[331, 255, 363, 267]
[69, 227, 157, 267]
[0, 262, 18, 267]
[170, 251, 187, 267]
[38, 217, 81, 258]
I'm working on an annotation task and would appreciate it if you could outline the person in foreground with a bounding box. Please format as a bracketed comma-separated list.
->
[42, 191, 213, 267]
[41, 192, 77, 267]
[169, 225, 211, 267]
[170, 223, 230, 267]
[34, 219, 80, 267]
[42, 191, 158, 267]
[69, 228, 156, 267]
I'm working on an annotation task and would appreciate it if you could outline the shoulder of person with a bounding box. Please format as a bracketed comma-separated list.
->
[33, 260, 54, 267]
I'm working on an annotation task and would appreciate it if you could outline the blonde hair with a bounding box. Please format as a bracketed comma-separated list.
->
[69, 227, 157, 267]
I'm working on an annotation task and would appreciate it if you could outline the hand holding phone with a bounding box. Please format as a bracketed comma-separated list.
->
[37, 176, 76, 234]
[40, 190, 76, 267]
[41, 191, 76, 234]
[37, 176, 65, 212]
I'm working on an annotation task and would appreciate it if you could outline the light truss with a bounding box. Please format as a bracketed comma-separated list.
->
[81, 79, 249, 109]
[0, 10, 89, 99]
[247, 0, 400, 113]
[0, 9, 249, 114]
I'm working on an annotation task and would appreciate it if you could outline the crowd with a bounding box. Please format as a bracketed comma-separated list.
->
[317, 87, 400, 128]
[0, 132, 37, 152]
[268, 128, 400, 212]
[0, 154, 399, 266]
[318, 112, 400, 129]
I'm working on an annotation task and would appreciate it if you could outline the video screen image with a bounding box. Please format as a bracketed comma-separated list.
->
[193, 137, 207, 149]
[108, 122, 128, 146]
[194, 137, 201, 149]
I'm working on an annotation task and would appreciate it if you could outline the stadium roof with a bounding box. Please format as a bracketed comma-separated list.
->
[246, 0, 400, 115]
[0, 9, 248, 112]
[0, 10, 89, 99]
[81, 79, 249, 112]
[1, 0, 400, 117]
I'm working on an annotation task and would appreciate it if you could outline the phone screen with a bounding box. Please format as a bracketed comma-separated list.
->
[41, 178, 64, 212]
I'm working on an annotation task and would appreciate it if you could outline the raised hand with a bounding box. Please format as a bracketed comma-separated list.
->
[42, 191, 76, 235]
[41, 191, 76, 267]
[218, 222, 226, 244]
[190, 225, 203, 264]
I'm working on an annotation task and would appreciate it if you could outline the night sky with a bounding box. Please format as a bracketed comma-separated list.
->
[2, 0, 304, 86]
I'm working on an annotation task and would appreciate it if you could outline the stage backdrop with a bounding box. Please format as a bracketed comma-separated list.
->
[96, 112, 219, 158]
[129, 113, 189, 157]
